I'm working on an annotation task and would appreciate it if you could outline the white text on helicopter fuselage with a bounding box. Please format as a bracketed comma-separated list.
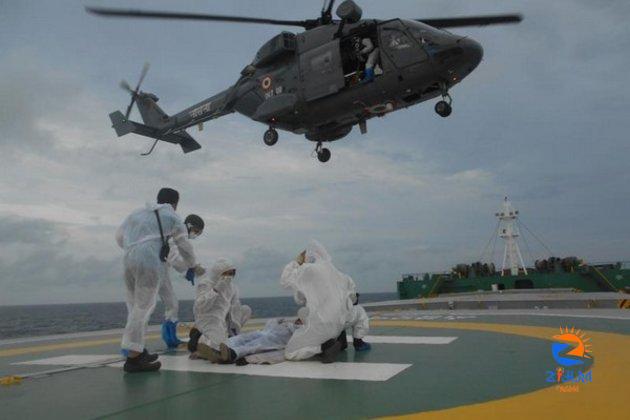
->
[190, 102, 213, 119]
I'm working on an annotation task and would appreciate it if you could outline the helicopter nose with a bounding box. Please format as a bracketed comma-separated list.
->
[459, 37, 483, 70]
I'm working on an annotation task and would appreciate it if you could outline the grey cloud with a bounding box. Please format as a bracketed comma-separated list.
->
[0, 216, 63, 245]
[0, 250, 122, 306]
[0, 0, 629, 305]
[0, 216, 122, 305]
[234, 246, 294, 297]
[0, 51, 82, 153]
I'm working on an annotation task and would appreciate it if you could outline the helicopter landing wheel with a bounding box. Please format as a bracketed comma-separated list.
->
[263, 128, 279, 146]
[314, 142, 332, 163]
[317, 147, 331, 163]
[435, 100, 452, 117]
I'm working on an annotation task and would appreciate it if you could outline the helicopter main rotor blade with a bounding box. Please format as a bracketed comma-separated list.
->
[418, 14, 522, 28]
[86, 7, 312, 28]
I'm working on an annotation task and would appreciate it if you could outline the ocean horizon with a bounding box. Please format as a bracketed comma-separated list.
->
[0, 292, 398, 340]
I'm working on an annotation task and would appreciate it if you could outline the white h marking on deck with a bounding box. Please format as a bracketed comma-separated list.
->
[14, 335, 457, 382]
[16, 355, 410, 382]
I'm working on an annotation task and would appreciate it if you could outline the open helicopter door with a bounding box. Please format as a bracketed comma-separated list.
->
[299, 39, 345, 101]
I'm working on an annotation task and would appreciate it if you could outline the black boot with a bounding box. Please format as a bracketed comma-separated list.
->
[353, 338, 372, 352]
[337, 330, 348, 351]
[188, 327, 202, 353]
[320, 338, 343, 364]
[141, 349, 159, 363]
[124, 354, 161, 373]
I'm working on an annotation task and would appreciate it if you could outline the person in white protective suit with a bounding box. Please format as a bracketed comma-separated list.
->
[215, 318, 301, 364]
[159, 214, 206, 348]
[280, 240, 356, 363]
[188, 258, 252, 362]
[342, 298, 371, 351]
[331, 263, 371, 352]
[115, 188, 203, 373]
[353, 36, 380, 83]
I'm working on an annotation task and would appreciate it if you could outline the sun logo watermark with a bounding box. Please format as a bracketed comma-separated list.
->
[545, 327, 593, 392]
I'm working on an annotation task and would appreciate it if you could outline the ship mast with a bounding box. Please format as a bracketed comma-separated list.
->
[496, 197, 528, 276]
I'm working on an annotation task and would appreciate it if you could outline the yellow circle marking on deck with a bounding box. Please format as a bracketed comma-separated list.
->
[371, 320, 630, 420]
[0, 334, 159, 358]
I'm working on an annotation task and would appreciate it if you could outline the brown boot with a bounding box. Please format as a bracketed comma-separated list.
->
[219, 343, 237, 363]
[196, 343, 222, 363]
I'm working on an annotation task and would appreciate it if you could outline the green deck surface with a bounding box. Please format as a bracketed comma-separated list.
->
[1, 311, 629, 419]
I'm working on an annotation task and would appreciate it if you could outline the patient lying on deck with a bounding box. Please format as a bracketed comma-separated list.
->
[222, 318, 302, 364]
[190, 318, 301, 364]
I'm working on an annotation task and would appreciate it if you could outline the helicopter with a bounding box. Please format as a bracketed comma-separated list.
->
[87, 0, 521, 162]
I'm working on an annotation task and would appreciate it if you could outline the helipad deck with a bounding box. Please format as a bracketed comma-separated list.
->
[1, 309, 629, 419]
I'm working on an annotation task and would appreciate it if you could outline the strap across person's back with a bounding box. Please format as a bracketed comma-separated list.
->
[154, 209, 167, 247]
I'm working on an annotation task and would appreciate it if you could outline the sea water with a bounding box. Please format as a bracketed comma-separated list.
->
[0, 292, 396, 339]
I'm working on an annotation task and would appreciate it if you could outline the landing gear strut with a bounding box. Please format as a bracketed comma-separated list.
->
[435, 83, 453, 118]
[263, 127, 278, 146]
[315, 142, 331, 163]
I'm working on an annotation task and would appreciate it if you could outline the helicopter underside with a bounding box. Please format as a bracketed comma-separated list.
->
[237, 79, 448, 164]
[256, 77, 448, 144]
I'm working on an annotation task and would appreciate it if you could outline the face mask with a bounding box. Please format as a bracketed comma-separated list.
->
[186, 222, 201, 240]
[220, 274, 234, 283]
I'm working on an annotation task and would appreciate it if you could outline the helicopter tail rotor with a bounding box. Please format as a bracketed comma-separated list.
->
[120, 62, 150, 120]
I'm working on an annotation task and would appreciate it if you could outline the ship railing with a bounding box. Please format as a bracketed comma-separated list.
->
[401, 261, 629, 281]
[400, 272, 452, 281]
[586, 260, 630, 269]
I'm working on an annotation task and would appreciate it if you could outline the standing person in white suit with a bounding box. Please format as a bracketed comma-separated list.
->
[280, 240, 356, 363]
[159, 214, 206, 348]
[115, 187, 203, 373]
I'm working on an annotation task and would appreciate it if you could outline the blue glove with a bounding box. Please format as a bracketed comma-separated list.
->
[185, 268, 195, 285]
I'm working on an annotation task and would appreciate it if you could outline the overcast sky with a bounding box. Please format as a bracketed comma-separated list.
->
[1, 0, 629, 305]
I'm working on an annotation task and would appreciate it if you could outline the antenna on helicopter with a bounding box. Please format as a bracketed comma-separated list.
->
[321, 0, 336, 25]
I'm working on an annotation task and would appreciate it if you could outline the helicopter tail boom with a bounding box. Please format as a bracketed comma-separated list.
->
[109, 111, 201, 153]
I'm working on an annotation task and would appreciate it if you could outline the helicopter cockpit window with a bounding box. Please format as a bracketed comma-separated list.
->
[408, 28, 436, 47]
[385, 30, 412, 51]
[404, 21, 448, 48]
[380, 25, 426, 68]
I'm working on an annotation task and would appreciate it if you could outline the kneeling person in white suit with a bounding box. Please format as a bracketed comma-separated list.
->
[188, 258, 251, 362]
[280, 240, 357, 363]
